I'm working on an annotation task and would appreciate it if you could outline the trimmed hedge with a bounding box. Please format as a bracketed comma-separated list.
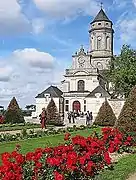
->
[115, 86, 136, 132]
[94, 99, 116, 126]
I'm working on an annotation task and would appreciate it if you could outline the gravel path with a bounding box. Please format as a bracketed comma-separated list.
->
[0, 118, 86, 135]
[0, 128, 42, 135]
[127, 173, 136, 180]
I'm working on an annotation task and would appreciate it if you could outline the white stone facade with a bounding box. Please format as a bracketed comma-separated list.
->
[34, 8, 125, 124]
[36, 96, 60, 117]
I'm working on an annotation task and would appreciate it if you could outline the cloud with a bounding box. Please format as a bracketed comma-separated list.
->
[31, 18, 45, 34]
[112, 0, 129, 9]
[0, 66, 13, 82]
[13, 48, 55, 69]
[33, 0, 99, 20]
[0, 48, 64, 108]
[0, 0, 100, 36]
[119, 19, 136, 42]
[115, 10, 136, 45]
[133, 0, 136, 7]
[0, 0, 31, 36]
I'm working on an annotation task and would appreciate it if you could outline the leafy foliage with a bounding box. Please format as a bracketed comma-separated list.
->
[115, 86, 136, 132]
[105, 45, 136, 98]
[94, 99, 116, 126]
[46, 98, 63, 125]
[5, 97, 24, 124]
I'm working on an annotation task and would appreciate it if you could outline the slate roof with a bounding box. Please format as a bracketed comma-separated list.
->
[69, 91, 90, 93]
[86, 86, 110, 98]
[91, 8, 111, 24]
[35, 86, 63, 98]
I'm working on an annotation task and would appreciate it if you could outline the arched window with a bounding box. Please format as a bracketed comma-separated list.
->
[77, 80, 85, 91]
[106, 36, 110, 50]
[97, 36, 101, 50]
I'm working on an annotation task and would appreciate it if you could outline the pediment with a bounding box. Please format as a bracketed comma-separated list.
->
[74, 71, 88, 76]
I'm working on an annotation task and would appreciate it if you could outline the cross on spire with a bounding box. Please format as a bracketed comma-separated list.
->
[100, 2, 103, 9]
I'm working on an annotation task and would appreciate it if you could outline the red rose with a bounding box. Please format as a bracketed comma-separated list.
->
[54, 171, 64, 180]
[127, 136, 132, 142]
[64, 133, 71, 141]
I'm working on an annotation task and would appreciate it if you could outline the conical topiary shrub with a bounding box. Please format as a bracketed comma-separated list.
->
[5, 97, 24, 124]
[115, 86, 136, 132]
[46, 98, 63, 126]
[94, 99, 116, 126]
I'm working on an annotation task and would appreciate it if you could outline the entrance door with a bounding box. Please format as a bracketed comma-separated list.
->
[73, 101, 80, 112]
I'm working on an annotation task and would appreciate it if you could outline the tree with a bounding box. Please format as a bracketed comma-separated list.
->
[46, 98, 63, 126]
[94, 99, 116, 126]
[105, 45, 136, 98]
[5, 97, 24, 124]
[115, 86, 136, 132]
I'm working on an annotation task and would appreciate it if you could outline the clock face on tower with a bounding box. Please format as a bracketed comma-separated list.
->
[78, 56, 85, 64]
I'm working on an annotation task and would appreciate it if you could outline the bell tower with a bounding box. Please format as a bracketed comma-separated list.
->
[89, 7, 114, 70]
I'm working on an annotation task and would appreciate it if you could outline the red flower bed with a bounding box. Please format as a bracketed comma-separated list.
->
[0, 128, 134, 180]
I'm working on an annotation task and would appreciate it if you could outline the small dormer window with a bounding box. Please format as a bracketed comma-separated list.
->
[44, 94, 50, 101]
[98, 23, 101, 25]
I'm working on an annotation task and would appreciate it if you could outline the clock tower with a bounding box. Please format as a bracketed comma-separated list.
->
[89, 7, 114, 70]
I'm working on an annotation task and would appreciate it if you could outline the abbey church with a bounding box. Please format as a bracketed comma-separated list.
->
[34, 8, 124, 122]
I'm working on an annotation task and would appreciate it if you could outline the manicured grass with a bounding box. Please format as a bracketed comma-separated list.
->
[0, 128, 100, 155]
[96, 154, 136, 180]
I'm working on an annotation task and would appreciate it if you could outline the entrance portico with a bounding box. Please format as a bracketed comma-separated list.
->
[73, 101, 81, 112]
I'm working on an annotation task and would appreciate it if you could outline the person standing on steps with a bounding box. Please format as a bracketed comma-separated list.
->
[89, 112, 93, 125]
[67, 111, 72, 123]
[71, 111, 75, 124]
[86, 110, 92, 125]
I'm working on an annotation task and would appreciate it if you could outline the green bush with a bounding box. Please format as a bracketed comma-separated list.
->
[94, 99, 116, 126]
[46, 98, 63, 126]
[5, 97, 24, 124]
[115, 86, 136, 132]
[21, 128, 27, 137]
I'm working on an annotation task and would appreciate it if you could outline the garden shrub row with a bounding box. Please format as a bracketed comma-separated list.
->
[0, 122, 41, 132]
[94, 86, 136, 134]
[0, 125, 98, 143]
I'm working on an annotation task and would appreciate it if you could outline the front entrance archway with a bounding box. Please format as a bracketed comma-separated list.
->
[73, 101, 81, 112]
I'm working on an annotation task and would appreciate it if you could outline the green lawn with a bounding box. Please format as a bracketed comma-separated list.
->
[96, 154, 136, 180]
[0, 128, 99, 155]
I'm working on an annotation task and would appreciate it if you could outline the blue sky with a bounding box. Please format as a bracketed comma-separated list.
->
[0, 0, 136, 108]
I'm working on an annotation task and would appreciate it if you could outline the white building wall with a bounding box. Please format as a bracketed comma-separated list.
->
[109, 99, 124, 118]
[86, 97, 106, 121]
[85, 98, 125, 121]
[66, 76, 99, 92]
[35, 97, 60, 117]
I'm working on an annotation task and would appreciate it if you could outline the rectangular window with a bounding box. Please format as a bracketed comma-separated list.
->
[84, 100, 86, 104]
[84, 105, 86, 112]
[65, 105, 69, 112]
[66, 100, 69, 104]
[45, 95, 48, 101]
